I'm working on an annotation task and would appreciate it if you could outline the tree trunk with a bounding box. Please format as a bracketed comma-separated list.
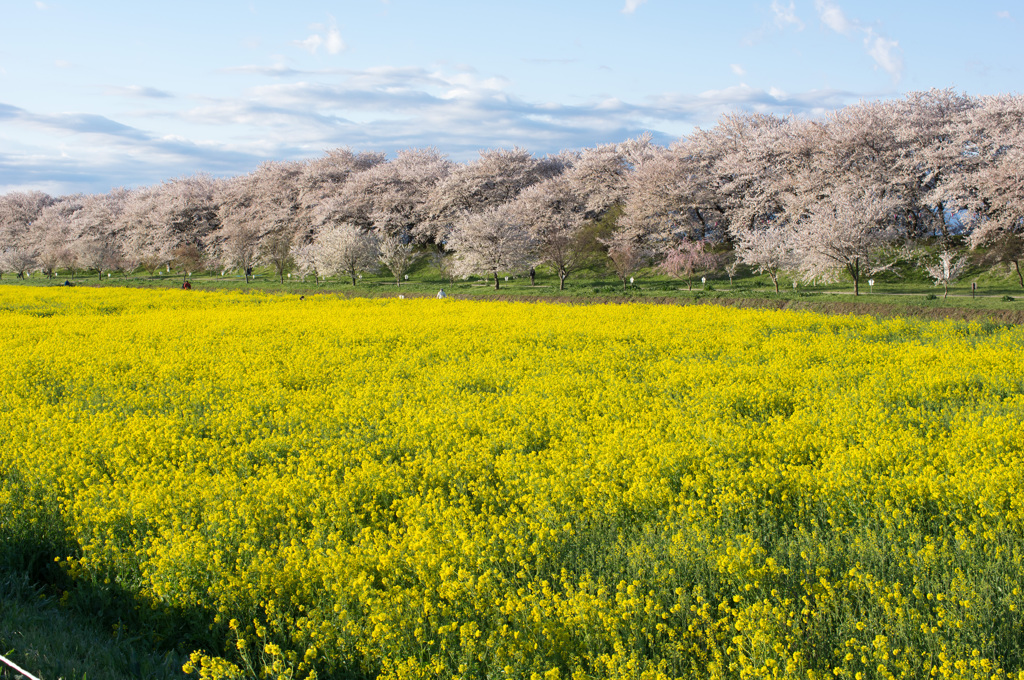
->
[771, 273, 779, 294]
[494, 272, 500, 290]
[1015, 260, 1023, 288]
[351, 275, 357, 286]
[559, 271, 566, 290]
[943, 283, 949, 299]
[850, 259, 860, 296]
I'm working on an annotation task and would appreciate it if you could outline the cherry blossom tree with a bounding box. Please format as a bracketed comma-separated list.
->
[216, 162, 303, 257]
[618, 148, 697, 241]
[31, 196, 85, 277]
[310, 223, 377, 285]
[563, 141, 636, 221]
[792, 184, 902, 295]
[893, 89, 978, 241]
[117, 188, 176, 272]
[425, 148, 559, 241]
[291, 242, 318, 283]
[447, 205, 535, 290]
[921, 247, 969, 299]
[0, 248, 36, 279]
[377, 234, 421, 285]
[297, 148, 387, 238]
[734, 224, 797, 293]
[335, 148, 452, 240]
[658, 238, 717, 291]
[511, 177, 589, 290]
[0, 191, 53, 256]
[70, 189, 131, 278]
[962, 94, 1024, 287]
[220, 223, 261, 283]
[151, 174, 221, 252]
[724, 258, 740, 287]
[601, 231, 650, 291]
[260, 231, 295, 284]
[172, 243, 205, 283]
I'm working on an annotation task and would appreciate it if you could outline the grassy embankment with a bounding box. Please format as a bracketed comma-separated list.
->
[3, 255, 1024, 324]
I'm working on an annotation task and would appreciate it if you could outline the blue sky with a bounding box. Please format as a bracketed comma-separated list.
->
[1, 0, 1020, 195]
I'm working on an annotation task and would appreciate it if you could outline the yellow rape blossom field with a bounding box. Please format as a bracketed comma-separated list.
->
[2, 287, 1024, 680]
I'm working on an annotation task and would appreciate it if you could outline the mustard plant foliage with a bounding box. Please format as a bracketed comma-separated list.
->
[2, 287, 1024, 680]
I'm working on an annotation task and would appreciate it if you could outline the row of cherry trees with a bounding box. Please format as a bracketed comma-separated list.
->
[2, 89, 1023, 293]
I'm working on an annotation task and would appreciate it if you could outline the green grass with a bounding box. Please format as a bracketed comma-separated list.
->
[3, 257, 1022, 324]
[0, 570, 187, 680]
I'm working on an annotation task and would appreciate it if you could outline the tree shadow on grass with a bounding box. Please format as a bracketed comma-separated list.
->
[1, 537, 196, 680]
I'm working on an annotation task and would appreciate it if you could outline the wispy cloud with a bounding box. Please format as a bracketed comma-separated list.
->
[0, 65, 862, 195]
[294, 17, 346, 55]
[997, 10, 1014, 21]
[771, 0, 804, 30]
[0, 102, 152, 140]
[813, 0, 903, 80]
[863, 30, 902, 79]
[0, 102, 265, 193]
[622, 0, 647, 15]
[294, 34, 324, 53]
[731, 63, 746, 76]
[104, 85, 175, 99]
[814, 0, 853, 34]
[325, 23, 345, 54]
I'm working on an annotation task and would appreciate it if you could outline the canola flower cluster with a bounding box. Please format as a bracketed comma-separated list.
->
[1, 287, 1024, 680]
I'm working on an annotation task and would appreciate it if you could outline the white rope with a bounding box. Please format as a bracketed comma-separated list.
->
[0, 653, 43, 680]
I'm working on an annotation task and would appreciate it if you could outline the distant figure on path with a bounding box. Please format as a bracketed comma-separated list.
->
[436, 289, 446, 299]
[62, 280, 73, 287]
[182, 280, 192, 290]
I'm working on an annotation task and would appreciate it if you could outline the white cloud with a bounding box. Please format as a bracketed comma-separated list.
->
[814, 0, 854, 34]
[864, 30, 902, 79]
[104, 85, 174, 99]
[326, 25, 345, 55]
[813, 1, 903, 81]
[771, 1, 803, 30]
[294, 17, 346, 55]
[34, 1, 48, 9]
[622, 0, 647, 14]
[294, 34, 324, 53]
[1, 64, 865, 195]
[997, 10, 1013, 20]
[731, 64, 746, 76]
